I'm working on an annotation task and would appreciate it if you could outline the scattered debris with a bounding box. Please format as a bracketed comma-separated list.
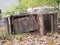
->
[0, 33, 60, 45]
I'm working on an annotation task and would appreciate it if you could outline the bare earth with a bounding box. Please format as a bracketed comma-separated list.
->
[0, 33, 60, 45]
[0, 24, 60, 45]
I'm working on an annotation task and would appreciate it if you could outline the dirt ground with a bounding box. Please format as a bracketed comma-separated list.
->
[0, 32, 59, 45]
[0, 24, 60, 45]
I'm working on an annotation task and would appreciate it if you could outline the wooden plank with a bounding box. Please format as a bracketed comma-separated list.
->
[12, 15, 37, 34]
[13, 19, 19, 34]
[37, 14, 44, 36]
[27, 16, 37, 31]
[51, 15, 54, 33]
[18, 18, 22, 33]
[54, 13, 58, 32]
[4, 17, 9, 36]
[8, 16, 11, 34]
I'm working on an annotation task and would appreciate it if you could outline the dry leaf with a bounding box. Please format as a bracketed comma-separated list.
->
[47, 41, 55, 44]
[5, 41, 11, 45]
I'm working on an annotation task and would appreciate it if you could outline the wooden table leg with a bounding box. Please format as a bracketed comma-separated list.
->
[37, 15, 44, 36]
[51, 15, 53, 33]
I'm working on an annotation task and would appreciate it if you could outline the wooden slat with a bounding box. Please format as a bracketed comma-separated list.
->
[8, 17, 11, 34]
[54, 13, 58, 32]
[13, 19, 19, 34]
[51, 15, 54, 33]
[4, 18, 9, 36]
[37, 14, 44, 36]
[12, 16, 37, 34]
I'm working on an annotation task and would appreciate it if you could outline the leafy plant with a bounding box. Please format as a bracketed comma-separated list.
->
[18, 0, 57, 13]
[5, 41, 11, 45]
[0, 29, 5, 39]
[15, 34, 23, 41]
[2, 0, 58, 15]
[55, 0, 60, 10]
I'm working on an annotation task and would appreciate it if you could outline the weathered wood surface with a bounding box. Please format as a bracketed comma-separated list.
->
[12, 15, 37, 34]
[4, 12, 57, 34]
[37, 15, 44, 36]
[51, 15, 54, 33]
[4, 17, 9, 36]
[12, 16, 37, 34]
[43, 12, 57, 34]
